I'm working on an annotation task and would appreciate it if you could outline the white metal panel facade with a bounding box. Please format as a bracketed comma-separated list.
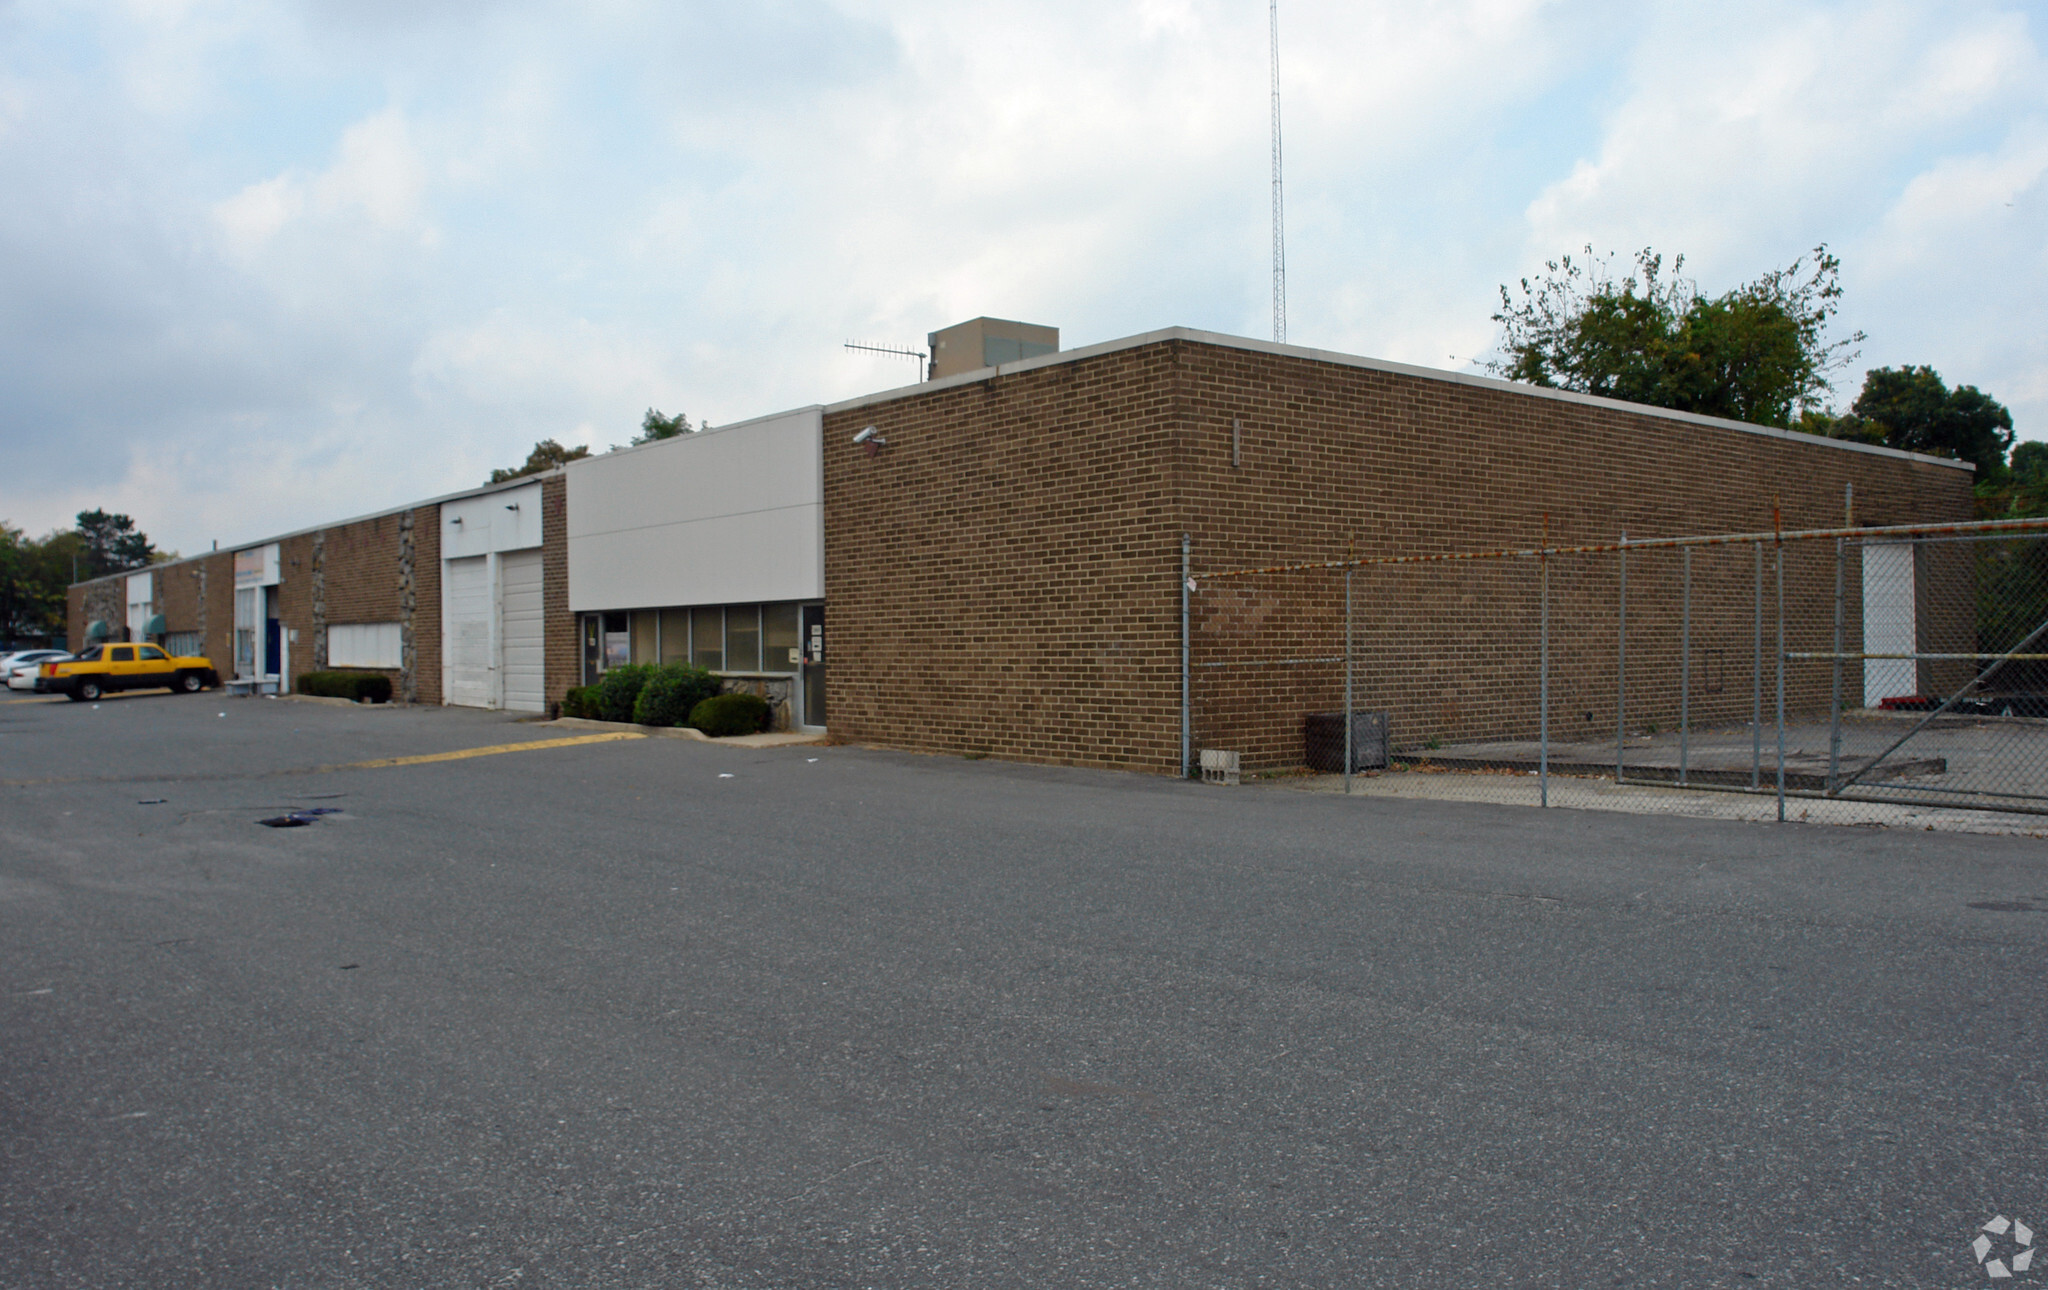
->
[442, 482, 544, 560]
[499, 550, 545, 713]
[567, 407, 823, 612]
[444, 555, 493, 708]
[1863, 542, 1917, 706]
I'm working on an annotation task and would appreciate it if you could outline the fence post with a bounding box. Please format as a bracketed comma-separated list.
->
[1540, 517, 1550, 809]
[1752, 541, 1762, 791]
[1617, 531, 1628, 786]
[1827, 537, 1845, 793]
[1681, 545, 1692, 788]
[1181, 533, 1191, 779]
[1344, 564, 1353, 797]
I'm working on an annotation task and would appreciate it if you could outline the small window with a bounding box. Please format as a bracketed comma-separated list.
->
[631, 612, 658, 665]
[109, 646, 135, 662]
[138, 646, 167, 661]
[77, 646, 103, 662]
[165, 632, 202, 658]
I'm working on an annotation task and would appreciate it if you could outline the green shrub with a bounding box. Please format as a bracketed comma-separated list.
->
[632, 664, 723, 727]
[689, 691, 772, 737]
[593, 664, 657, 723]
[559, 685, 596, 719]
[297, 671, 393, 703]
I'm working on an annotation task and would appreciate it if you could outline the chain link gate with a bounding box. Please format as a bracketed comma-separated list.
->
[1183, 516, 2048, 833]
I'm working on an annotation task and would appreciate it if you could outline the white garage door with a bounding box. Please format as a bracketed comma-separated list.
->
[444, 555, 493, 708]
[500, 550, 544, 713]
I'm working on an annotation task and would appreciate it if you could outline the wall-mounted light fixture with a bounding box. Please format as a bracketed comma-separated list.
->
[450, 516, 464, 526]
[853, 425, 888, 457]
[505, 503, 520, 512]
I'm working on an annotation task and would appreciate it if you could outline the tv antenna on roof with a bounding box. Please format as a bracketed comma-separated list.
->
[844, 340, 930, 381]
[1270, 0, 1286, 345]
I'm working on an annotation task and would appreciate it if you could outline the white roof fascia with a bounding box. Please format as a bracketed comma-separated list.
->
[559, 404, 825, 472]
[71, 472, 568, 589]
[825, 325, 1972, 473]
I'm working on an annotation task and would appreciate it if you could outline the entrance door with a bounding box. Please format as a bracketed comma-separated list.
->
[444, 555, 493, 707]
[499, 550, 544, 713]
[1863, 542, 1917, 706]
[799, 603, 825, 728]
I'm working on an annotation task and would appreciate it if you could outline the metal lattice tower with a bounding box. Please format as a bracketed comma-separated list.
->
[1270, 0, 1286, 345]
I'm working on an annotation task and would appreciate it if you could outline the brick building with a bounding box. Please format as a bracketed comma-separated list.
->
[67, 475, 572, 713]
[819, 328, 1974, 773]
[67, 325, 1973, 768]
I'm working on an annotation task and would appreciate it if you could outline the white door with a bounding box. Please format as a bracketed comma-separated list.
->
[126, 571, 152, 642]
[500, 550, 544, 713]
[1863, 542, 1917, 706]
[444, 555, 494, 708]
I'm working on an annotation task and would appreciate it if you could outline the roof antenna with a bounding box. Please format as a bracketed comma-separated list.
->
[1270, 0, 1287, 345]
[844, 340, 930, 381]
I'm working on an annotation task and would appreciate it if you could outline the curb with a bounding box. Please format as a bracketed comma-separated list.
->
[544, 717, 825, 748]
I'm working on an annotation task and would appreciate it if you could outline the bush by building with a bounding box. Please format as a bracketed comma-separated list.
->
[632, 664, 723, 727]
[689, 691, 771, 737]
[592, 664, 657, 723]
[297, 671, 393, 703]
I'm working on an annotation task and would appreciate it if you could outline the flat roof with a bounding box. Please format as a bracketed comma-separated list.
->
[825, 325, 1973, 473]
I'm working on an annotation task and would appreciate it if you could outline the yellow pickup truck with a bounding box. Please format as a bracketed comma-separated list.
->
[39, 644, 221, 701]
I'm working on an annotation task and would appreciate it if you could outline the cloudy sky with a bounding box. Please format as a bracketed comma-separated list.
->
[2, 0, 2043, 555]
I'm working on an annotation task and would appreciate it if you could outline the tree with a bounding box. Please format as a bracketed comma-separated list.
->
[631, 408, 701, 445]
[1822, 365, 2015, 478]
[488, 438, 592, 484]
[1490, 245, 1863, 428]
[73, 509, 155, 581]
[0, 522, 86, 643]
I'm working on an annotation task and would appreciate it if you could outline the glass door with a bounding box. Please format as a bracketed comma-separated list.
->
[799, 604, 825, 728]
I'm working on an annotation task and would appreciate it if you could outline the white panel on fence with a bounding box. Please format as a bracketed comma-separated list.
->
[1863, 542, 1917, 707]
[500, 550, 545, 714]
[444, 555, 493, 708]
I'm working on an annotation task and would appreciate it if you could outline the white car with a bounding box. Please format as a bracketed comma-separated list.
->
[4, 650, 73, 691]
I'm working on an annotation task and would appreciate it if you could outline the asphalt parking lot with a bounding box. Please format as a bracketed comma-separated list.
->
[3, 689, 2045, 1288]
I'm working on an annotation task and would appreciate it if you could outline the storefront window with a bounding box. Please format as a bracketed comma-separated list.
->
[631, 611, 657, 665]
[763, 604, 800, 672]
[691, 606, 722, 671]
[659, 608, 691, 664]
[726, 605, 761, 672]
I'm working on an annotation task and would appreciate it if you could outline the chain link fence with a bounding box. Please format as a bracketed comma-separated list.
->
[1183, 516, 2048, 834]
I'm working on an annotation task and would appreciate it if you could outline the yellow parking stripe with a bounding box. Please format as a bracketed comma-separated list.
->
[320, 731, 645, 771]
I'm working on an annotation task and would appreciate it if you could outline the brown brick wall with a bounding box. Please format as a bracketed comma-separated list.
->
[303, 511, 414, 694]
[541, 475, 575, 711]
[823, 337, 1977, 774]
[823, 346, 1184, 768]
[410, 506, 442, 705]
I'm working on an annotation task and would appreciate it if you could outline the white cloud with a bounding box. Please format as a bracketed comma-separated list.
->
[213, 108, 431, 255]
[3, 0, 2046, 556]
